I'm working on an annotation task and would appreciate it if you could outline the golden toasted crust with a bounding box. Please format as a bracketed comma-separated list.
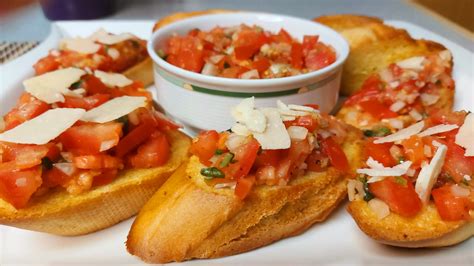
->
[122, 57, 153, 87]
[127, 124, 364, 263]
[314, 14, 449, 95]
[347, 200, 473, 247]
[0, 130, 191, 236]
[152, 10, 234, 32]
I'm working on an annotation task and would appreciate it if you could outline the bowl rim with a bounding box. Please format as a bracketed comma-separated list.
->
[147, 11, 349, 88]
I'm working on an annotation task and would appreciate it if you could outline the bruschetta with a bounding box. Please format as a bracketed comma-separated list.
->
[34, 29, 153, 86]
[336, 49, 454, 134]
[0, 68, 191, 236]
[314, 14, 451, 96]
[126, 98, 364, 263]
[347, 110, 473, 247]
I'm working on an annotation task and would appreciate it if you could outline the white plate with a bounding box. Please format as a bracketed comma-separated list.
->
[0, 20, 473, 266]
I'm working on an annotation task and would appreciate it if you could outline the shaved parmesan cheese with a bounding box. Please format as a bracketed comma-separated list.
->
[253, 108, 291, 150]
[95, 32, 135, 45]
[23, 68, 86, 104]
[374, 121, 424, 144]
[415, 144, 447, 204]
[81, 96, 146, 123]
[287, 126, 308, 140]
[288, 104, 319, 113]
[0, 108, 85, 145]
[94, 70, 133, 87]
[396, 56, 425, 71]
[60, 38, 100, 54]
[367, 176, 387, 183]
[231, 123, 251, 136]
[366, 157, 385, 169]
[455, 113, 474, 156]
[232, 97, 255, 123]
[368, 198, 390, 219]
[357, 160, 412, 177]
[418, 124, 458, 137]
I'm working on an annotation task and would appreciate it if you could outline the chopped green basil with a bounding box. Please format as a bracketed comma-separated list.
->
[223, 62, 231, 69]
[219, 153, 235, 168]
[215, 149, 224, 155]
[130, 39, 140, 48]
[71, 80, 83, 90]
[363, 127, 391, 137]
[257, 146, 263, 155]
[394, 176, 407, 187]
[200, 167, 225, 179]
[41, 157, 53, 170]
[157, 49, 166, 58]
[359, 176, 374, 201]
[397, 156, 405, 163]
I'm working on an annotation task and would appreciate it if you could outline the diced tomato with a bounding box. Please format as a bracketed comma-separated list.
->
[304, 43, 336, 71]
[82, 75, 110, 95]
[225, 138, 260, 180]
[273, 29, 293, 44]
[443, 140, 474, 182]
[115, 121, 157, 158]
[234, 29, 268, 60]
[128, 132, 170, 168]
[365, 140, 397, 167]
[92, 169, 118, 187]
[0, 142, 58, 169]
[33, 55, 60, 75]
[166, 35, 204, 72]
[252, 57, 271, 73]
[57, 94, 110, 110]
[305, 150, 328, 172]
[290, 42, 304, 69]
[401, 135, 425, 167]
[190, 130, 219, 165]
[255, 150, 281, 168]
[3, 93, 50, 130]
[110, 81, 152, 101]
[429, 109, 467, 127]
[284, 115, 319, 132]
[153, 111, 181, 130]
[302, 35, 319, 55]
[73, 154, 123, 170]
[60, 122, 122, 155]
[321, 137, 349, 172]
[359, 98, 398, 119]
[344, 75, 382, 106]
[276, 139, 312, 180]
[369, 176, 422, 217]
[220, 66, 249, 78]
[216, 132, 230, 151]
[43, 166, 71, 187]
[234, 175, 255, 200]
[0, 166, 42, 209]
[432, 185, 472, 221]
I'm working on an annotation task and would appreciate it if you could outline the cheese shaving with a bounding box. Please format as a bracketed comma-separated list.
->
[0, 108, 85, 145]
[253, 108, 291, 150]
[60, 38, 101, 54]
[94, 70, 133, 88]
[81, 96, 147, 123]
[415, 144, 447, 204]
[23, 68, 86, 104]
[455, 113, 474, 156]
[357, 158, 412, 177]
[418, 124, 458, 137]
[374, 121, 424, 144]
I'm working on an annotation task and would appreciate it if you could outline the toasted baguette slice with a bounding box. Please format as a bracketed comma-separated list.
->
[314, 14, 448, 95]
[0, 130, 191, 236]
[122, 57, 153, 87]
[126, 124, 364, 263]
[152, 9, 234, 32]
[347, 200, 473, 247]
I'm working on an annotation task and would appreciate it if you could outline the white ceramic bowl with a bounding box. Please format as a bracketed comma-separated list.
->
[148, 12, 349, 131]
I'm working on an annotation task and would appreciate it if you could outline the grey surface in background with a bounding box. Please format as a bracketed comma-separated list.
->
[0, 0, 473, 51]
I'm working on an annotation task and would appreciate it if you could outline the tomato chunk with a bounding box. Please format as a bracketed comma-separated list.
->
[57, 94, 110, 110]
[365, 140, 397, 167]
[128, 132, 170, 168]
[60, 122, 122, 155]
[0, 166, 42, 209]
[401, 135, 425, 167]
[369, 176, 422, 217]
[33, 55, 60, 75]
[73, 154, 123, 170]
[234, 175, 255, 200]
[321, 137, 349, 172]
[190, 130, 219, 165]
[3, 93, 50, 130]
[284, 115, 319, 132]
[432, 185, 472, 221]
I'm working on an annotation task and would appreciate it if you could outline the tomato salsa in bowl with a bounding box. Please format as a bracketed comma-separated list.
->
[161, 24, 337, 79]
[148, 12, 349, 131]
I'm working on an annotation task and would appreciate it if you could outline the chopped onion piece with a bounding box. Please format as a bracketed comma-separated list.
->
[226, 133, 246, 152]
[214, 182, 237, 189]
[100, 139, 117, 152]
[201, 62, 219, 76]
[15, 177, 27, 187]
[420, 93, 440, 106]
[368, 198, 390, 219]
[451, 185, 470, 197]
[409, 109, 423, 121]
[287, 126, 308, 140]
[240, 69, 260, 79]
[389, 101, 406, 112]
[54, 162, 76, 176]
